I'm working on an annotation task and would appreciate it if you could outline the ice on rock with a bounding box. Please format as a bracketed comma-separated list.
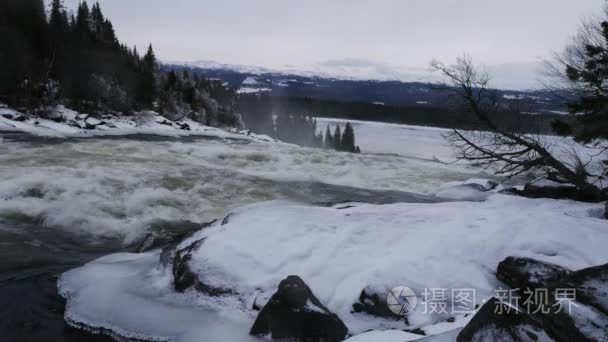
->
[58, 252, 260, 342]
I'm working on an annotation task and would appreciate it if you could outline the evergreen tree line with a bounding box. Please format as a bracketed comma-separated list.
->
[238, 94, 578, 136]
[0, 0, 240, 126]
[323, 123, 360, 153]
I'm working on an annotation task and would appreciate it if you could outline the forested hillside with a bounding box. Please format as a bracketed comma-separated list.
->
[0, 0, 240, 127]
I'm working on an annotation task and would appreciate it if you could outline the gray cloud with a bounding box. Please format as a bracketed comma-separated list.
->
[54, 0, 604, 87]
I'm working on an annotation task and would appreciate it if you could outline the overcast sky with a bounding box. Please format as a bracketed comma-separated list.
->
[56, 0, 604, 85]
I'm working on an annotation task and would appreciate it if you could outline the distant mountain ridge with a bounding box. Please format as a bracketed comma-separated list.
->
[164, 61, 566, 113]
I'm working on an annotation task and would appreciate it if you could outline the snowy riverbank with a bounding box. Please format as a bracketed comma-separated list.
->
[0, 104, 274, 142]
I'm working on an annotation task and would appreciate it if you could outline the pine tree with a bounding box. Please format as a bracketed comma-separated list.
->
[324, 125, 333, 149]
[138, 44, 158, 108]
[340, 122, 358, 153]
[48, 0, 68, 81]
[75, 1, 91, 38]
[333, 125, 342, 151]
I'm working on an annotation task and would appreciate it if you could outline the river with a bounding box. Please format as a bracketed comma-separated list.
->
[0, 124, 483, 341]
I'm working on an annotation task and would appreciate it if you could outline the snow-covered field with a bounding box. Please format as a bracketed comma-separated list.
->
[317, 118, 455, 161]
[2, 106, 606, 341]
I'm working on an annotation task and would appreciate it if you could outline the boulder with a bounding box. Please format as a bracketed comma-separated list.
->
[512, 184, 603, 203]
[554, 262, 608, 317]
[484, 257, 608, 341]
[497, 256, 571, 290]
[250, 275, 348, 341]
[457, 298, 550, 342]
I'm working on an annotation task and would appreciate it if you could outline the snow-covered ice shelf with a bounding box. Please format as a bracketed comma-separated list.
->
[59, 194, 608, 341]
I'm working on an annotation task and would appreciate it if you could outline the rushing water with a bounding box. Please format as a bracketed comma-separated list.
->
[0, 130, 483, 341]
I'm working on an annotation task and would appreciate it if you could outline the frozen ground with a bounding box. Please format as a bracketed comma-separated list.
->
[318, 117, 607, 188]
[317, 118, 454, 161]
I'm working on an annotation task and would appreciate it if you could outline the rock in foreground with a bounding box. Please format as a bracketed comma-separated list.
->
[250, 275, 349, 341]
[459, 257, 608, 341]
[457, 298, 550, 342]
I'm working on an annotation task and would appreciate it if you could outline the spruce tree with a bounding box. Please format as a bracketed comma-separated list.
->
[138, 44, 158, 107]
[333, 125, 342, 151]
[324, 125, 333, 149]
[341, 122, 356, 152]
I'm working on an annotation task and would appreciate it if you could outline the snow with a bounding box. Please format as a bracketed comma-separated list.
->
[0, 104, 268, 142]
[59, 194, 608, 340]
[237, 87, 272, 94]
[317, 118, 456, 162]
[241, 77, 260, 86]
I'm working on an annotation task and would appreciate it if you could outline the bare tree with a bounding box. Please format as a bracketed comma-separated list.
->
[431, 55, 605, 200]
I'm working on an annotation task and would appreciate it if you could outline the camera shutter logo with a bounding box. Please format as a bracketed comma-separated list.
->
[387, 286, 418, 315]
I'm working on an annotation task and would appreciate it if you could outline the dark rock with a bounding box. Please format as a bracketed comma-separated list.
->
[554, 262, 608, 316]
[131, 219, 203, 253]
[511, 184, 604, 203]
[159, 119, 173, 126]
[352, 287, 397, 319]
[13, 115, 26, 122]
[178, 122, 190, 131]
[406, 328, 426, 336]
[171, 230, 231, 296]
[250, 275, 348, 341]
[497, 256, 572, 290]
[457, 298, 550, 342]
[491, 257, 608, 341]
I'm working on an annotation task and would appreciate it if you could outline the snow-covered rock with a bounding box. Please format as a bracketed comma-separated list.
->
[460, 258, 608, 341]
[58, 195, 608, 341]
[496, 256, 572, 290]
[0, 104, 272, 142]
[457, 298, 552, 342]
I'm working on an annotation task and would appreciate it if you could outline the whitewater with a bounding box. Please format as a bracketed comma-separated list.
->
[2, 113, 606, 342]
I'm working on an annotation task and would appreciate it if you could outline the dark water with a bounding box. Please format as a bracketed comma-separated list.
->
[0, 132, 448, 342]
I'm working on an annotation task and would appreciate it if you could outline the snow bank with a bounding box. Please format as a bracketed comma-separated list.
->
[60, 194, 608, 340]
[317, 118, 455, 162]
[0, 104, 271, 142]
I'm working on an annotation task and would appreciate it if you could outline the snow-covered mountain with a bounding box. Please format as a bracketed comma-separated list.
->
[164, 60, 565, 112]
